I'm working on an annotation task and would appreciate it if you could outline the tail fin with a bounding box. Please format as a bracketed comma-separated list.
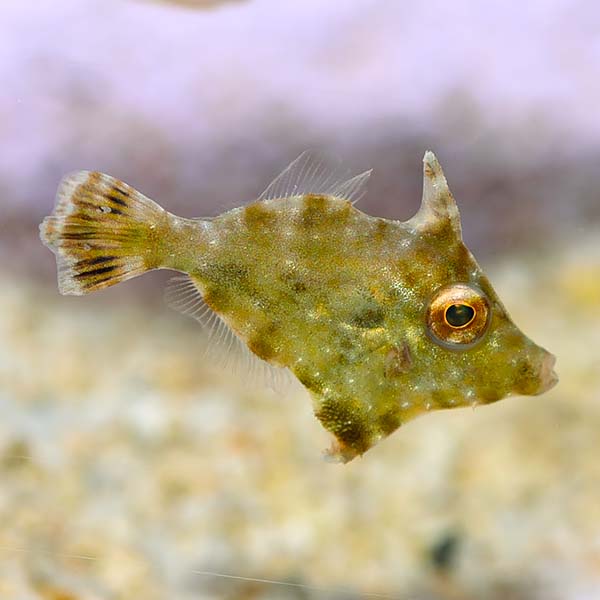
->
[40, 171, 167, 295]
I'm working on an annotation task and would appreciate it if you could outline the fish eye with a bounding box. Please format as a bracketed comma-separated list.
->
[426, 284, 490, 349]
[445, 303, 475, 328]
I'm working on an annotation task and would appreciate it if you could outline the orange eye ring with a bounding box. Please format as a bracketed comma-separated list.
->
[426, 284, 490, 349]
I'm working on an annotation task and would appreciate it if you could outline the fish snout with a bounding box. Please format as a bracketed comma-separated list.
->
[535, 350, 558, 394]
[512, 345, 558, 397]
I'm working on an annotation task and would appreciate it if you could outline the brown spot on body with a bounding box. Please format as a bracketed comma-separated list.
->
[247, 321, 280, 361]
[373, 218, 391, 243]
[202, 286, 232, 313]
[291, 279, 307, 293]
[478, 388, 502, 404]
[202, 261, 253, 302]
[244, 202, 277, 229]
[294, 365, 325, 394]
[278, 266, 308, 293]
[400, 267, 418, 289]
[451, 242, 474, 280]
[283, 275, 308, 294]
[213, 262, 250, 285]
[247, 337, 275, 361]
[430, 389, 463, 408]
[377, 407, 402, 435]
[316, 397, 372, 455]
[300, 194, 332, 228]
[384, 342, 413, 378]
[350, 303, 385, 329]
[300, 194, 352, 230]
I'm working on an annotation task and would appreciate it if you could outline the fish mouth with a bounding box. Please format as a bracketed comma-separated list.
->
[534, 352, 558, 394]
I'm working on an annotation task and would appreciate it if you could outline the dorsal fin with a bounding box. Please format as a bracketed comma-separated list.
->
[165, 275, 296, 393]
[407, 151, 462, 239]
[258, 151, 371, 205]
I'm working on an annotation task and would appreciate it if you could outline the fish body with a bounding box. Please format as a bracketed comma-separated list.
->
[40, 152, 557, 462]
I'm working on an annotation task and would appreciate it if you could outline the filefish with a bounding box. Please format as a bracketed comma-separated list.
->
[40, 152, 558, 462]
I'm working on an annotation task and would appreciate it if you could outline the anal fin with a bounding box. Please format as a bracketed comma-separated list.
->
[165, 275, 295, 393]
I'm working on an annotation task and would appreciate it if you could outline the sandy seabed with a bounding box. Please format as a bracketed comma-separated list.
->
[1, 233, 599, 600]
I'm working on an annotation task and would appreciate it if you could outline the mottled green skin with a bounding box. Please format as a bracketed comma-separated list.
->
[42, 153, 556, 462]
[164, 158, 556, 461]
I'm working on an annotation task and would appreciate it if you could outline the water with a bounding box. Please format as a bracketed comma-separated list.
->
[1, 1, 600, 598]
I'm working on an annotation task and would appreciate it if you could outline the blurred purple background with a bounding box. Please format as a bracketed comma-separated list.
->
[1, 0, 600, 288]
[3, 3, 600, 599]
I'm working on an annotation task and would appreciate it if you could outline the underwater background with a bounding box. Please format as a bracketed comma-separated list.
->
[1, 1, 600, 598]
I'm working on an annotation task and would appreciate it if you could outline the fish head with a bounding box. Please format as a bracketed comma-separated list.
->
[410, 276, 558, 407]
[400, 152, 558, 410]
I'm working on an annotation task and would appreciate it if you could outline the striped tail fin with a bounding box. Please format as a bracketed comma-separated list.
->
[40, 171, 167, 295]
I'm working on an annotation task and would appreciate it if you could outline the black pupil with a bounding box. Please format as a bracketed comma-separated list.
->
[445, 304, 475, 327]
